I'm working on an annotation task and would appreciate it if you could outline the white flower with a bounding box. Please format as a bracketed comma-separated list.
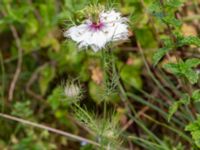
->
[64, 9, 129, 52]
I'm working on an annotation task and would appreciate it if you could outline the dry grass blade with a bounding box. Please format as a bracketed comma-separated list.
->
[0, 113, 100, 147]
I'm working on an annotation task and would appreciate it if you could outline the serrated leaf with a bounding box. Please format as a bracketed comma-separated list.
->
[153, 47, 171, 66]
[164, 59, 200, 84]
[168, 102, 179, 121]
[185, 122, 199, 132]
[192, 90, 200, 102]
[164, 63, 180, 75]
[185, 69, 199, 84]
[185, 116, 200, 148]
[178, 36, 200, 47]
[12, 101, 33, 118]
[192, 130, 200, 140]
[180, 93, 190, 105]
[163, 16, 182, 27]
[185, 114, 200, 148]
[186, 58, 200, 68]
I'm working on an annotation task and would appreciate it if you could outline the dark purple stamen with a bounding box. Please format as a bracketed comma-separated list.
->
[89, 22, 104, 31]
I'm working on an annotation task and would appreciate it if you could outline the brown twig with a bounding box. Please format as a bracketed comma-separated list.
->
[8, 26, 23, 102]
[26, 63, 48, 101]
[121, 106, 149, 132]
[1, 10, 23, 102]
[0, 112, 100, 146]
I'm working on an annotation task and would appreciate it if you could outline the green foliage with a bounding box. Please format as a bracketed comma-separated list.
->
[168, 93, 190, 121]
[153, 47, 172, 66]
[11, 101, 33, 118]
[89, 81, 120, 103]
[164, 58, 200, 84]
[177, 36, 200, 47]
[39, 65, 55, 96]
[120, 64, 143, 89]
[135, 27, 158, 48]
[185, 115, 200, 148]
[12, 131, 56, 150]
[48, 86, 66, 110]
[192, 90, 200, 103]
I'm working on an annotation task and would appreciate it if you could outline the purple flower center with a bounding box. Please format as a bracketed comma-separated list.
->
[89, 22, 104, 31]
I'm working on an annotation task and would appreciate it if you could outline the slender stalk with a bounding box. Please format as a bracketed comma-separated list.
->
[128, 135, 169, 150]
[127, 92, 184, 127]
[0, 113, 100, 146]
[0, 52, 5, 112]
[128, 115, 167, 147]
[142, 114, 192, 143]
[137, 41, 173, 100]
[103, 100, 107, 119]
[2, 9, 23, 102]
[108, 47, 136, 115]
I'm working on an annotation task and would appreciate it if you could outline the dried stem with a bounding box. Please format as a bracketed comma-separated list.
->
[26, 63, 48, 101]
[0, 113, 100, 147]
[3, 14, 23, 102]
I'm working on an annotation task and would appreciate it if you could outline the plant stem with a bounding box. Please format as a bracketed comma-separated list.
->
[137, 41, 174, 100]
[0, 52, 5, 112]
[0, 112, 100, 146]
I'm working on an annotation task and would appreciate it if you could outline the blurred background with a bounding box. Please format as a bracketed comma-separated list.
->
[0, 0, 200, 149]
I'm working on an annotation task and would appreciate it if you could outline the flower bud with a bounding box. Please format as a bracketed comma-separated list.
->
[64, 81, 81, 99]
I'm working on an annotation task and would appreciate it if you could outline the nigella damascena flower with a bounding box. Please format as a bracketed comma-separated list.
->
[64, 8, 129, 52]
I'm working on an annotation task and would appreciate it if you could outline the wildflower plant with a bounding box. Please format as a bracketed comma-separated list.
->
[64, 4, 129, 51]
[63, 5, 130, 149]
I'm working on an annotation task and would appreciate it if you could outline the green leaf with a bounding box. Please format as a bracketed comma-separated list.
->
[192, 130, 200, 140]
[179, 93, 190, 105]
[88, 81, 120, 104]
[185, 116, 200, 148]
[185, 69, 199, 84]
[168, 93, 190, 121]
[163, 16, 182, 27]
[47, 87, 63, 110]
[164, 63, 180, 75]
[12, 101, 33, 118]
[164, 59, 200, 84]
[192, 90, 200, 102]
[120, 65, 143, 89]
[177, 36, 200, 47]
[153, 47, 171, 66]
[185, 58, 200, 68]
[135, 27, 158, 48]
[185, 122, 199, 132]
[166, 0, 185, 8]
[39, 64, 55, 96]
[168, 102, 179, 122]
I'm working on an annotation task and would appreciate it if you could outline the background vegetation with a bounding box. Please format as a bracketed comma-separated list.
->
[0, 0, 200, 149]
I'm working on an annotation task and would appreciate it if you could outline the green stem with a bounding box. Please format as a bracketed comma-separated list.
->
[137, 42, 174, 100]
[143, 114, 193, 143]
[127, 92, 184, 127]
[128, 135, 169, 150]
